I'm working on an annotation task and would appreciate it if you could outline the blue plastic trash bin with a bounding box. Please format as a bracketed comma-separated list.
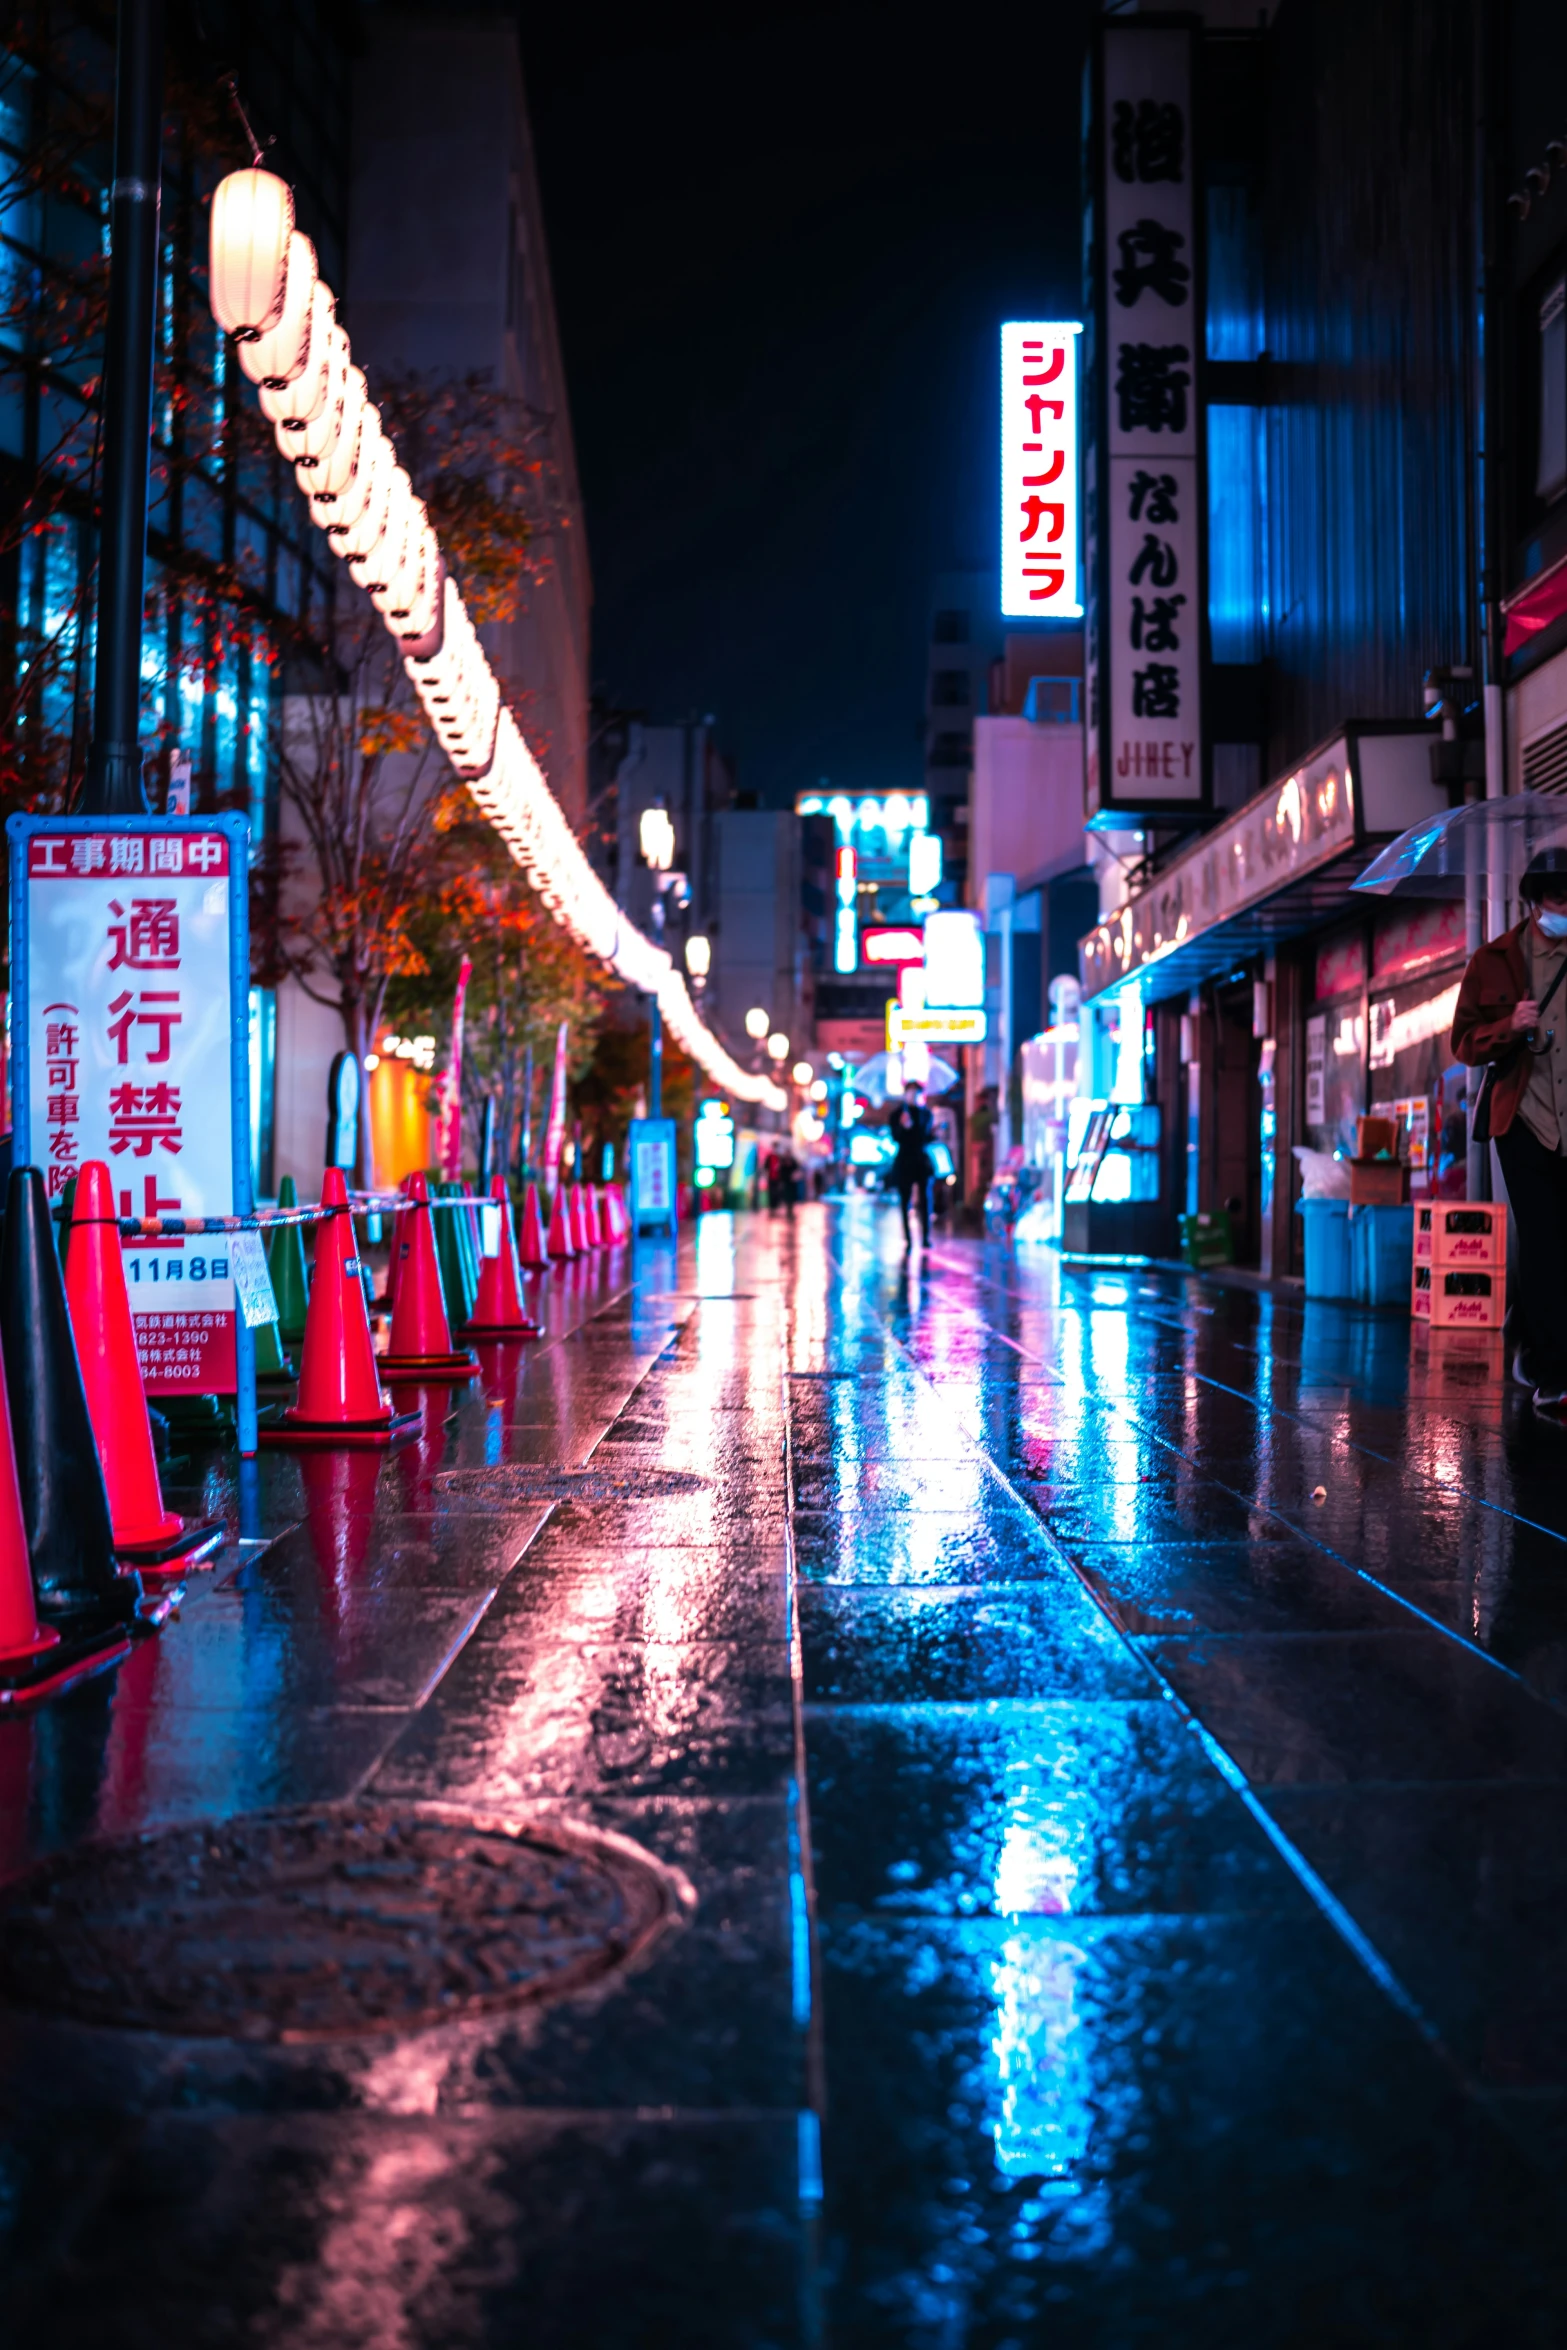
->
[1349, 1202, 1415, 1307]
[1298, 1197, 1353, 1299]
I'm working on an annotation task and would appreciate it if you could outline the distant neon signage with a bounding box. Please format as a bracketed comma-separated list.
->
[862, 926, 925, 966]
[922, 908, 986, 1011]
[1000, 321, 1082, 619]
[834, 845, 858, 973]
[796, 792, 929, 839]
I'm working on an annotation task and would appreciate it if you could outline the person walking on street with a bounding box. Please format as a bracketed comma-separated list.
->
[888, 1078, 935, 1249]
[1452, 846, 1567, 1411]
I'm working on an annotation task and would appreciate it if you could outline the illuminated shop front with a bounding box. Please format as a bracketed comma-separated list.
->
[1078, 726, 1454, 1272]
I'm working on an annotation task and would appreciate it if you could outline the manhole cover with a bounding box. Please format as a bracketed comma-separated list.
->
[434, 1465, 708, 1501]
[0, 1804, 692, 2042]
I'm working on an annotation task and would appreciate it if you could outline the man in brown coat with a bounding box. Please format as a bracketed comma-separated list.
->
[1450, 846, 1567, 1407]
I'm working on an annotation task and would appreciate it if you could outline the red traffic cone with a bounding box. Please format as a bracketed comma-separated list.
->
[265, 1169, 418, 1447]
[518, 1182, 548, 1269]
[463, 1179, 541, 1339]
[64, 1164, 223, 1568]
[568, 1184, 589, 1253]
[602, 1184, 629, 1244]
[379, 1170, 480, 1381]
[546, 1183, 576, 1261]
[582, 1187, 603, 1249]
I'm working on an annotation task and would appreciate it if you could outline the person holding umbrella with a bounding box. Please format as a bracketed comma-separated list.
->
[887, 1076, 936, 1250]
[1451, 846, 1567, 1408]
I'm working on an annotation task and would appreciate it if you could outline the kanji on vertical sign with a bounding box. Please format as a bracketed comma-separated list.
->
[18, 828, 240, 1393]
[1089, 19, 1205, 816]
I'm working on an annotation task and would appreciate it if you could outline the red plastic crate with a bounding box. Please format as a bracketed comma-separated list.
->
[1413, 1202, 1507, 1269]
[1411, 1261, 1506, 1328]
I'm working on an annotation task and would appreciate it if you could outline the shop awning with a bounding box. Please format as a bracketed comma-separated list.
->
[1502, 551, 1567, 661]
[1079, 725, 1446, 1005]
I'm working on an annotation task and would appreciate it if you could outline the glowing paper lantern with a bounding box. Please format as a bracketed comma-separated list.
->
[259, 281, 334, 432]
[207, 157, 791, 1117]
[288, 325, 351, 470]
[306, 367, 369, 503]
[238, 232, 317, 387]
[209, 168, 293, 340]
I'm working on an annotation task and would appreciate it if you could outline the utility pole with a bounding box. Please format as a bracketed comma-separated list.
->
[649, 995, 663, 1118]
[81, 0, 164, 816]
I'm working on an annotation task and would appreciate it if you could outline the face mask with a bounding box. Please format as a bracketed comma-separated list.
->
[1538, 909, 1567, 939]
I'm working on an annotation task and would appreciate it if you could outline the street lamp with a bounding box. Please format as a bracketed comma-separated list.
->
[685, 934, 711, 981]
[745, 1007, 771, 1040]
[639, 804, 675, 871]
[791, 1060, 814, 1086]
[766, 1033, 790, 1062]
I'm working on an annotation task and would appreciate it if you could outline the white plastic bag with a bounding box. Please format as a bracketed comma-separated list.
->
[1292, 1145, 1351, 1199]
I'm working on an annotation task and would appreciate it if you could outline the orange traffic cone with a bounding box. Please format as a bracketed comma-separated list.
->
[463, 1178, 541, 1339]
[546, 1183, 576, 1260]
[518, 1182, 548, 1269]
[265, 1169, 418, 1447]
[64, 1164, 223, 1568]
[379, 1170, 480, 1381]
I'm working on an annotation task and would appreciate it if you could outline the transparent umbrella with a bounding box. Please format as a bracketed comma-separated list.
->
[1352, 792, 1567, 899]
[847, 1050, 961, 1106]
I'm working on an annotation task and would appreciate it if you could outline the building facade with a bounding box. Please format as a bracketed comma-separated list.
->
[1073, 0, 1567, 1275]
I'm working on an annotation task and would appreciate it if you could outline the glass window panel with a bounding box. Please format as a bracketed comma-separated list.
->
[184, 470, 225, 562]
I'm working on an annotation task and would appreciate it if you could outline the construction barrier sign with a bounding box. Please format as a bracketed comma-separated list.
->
[8, 813, 253, 1396]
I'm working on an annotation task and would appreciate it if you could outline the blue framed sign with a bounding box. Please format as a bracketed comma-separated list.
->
[8, 813, 256, 1444]
[627, 1115, 678, 1238]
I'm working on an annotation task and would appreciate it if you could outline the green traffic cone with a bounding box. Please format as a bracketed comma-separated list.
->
[267, 1174, 310, 1344]
[455, 1186, 481, 1321]
[434, 1183, 477, 1329]
[254, 1313, 294, 1383]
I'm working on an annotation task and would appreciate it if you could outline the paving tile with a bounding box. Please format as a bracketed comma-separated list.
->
[2, 2109, 803, 2350]
[804, 1700, 1309, 1920]
[1062, 1537, 1414, 1638]
[792, 1507, 1062, 1586]
[371, 1635, 797, 1804]
[1262, 1782, 1567, 2088]
[1147, 1630, 1567, 1786]
[817, 1911, 1566, 2347]
[800, 1584, 1149, 1704]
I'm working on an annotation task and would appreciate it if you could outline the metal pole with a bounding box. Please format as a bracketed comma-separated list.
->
[518, 1044, 534, 1183]
[82, 0, 164, 817]
[649, 994, 663, 1119]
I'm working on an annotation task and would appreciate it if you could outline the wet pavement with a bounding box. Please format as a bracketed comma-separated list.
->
[4, 1202, 1567, 2342]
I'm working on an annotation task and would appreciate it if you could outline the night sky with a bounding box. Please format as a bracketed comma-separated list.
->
[521, 2, 1096, 806]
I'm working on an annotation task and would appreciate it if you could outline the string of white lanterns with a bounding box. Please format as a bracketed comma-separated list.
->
[209, 167, 785, 1112]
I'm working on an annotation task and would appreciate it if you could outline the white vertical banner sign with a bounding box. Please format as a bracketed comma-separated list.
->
[1000, 322, 1082, 620]
[10, 816, 251, 1397]
[1088, 19, 1207, 820]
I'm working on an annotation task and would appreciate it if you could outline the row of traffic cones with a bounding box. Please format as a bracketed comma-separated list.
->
[542, 1181, 629, 1260]
[252, 1170, 627, 1449]
[0, 1162, 213, 1708]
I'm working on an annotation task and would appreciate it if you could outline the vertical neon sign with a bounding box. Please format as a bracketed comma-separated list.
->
[835, 845, 858, 972]
[1000, 321, 1082, 620]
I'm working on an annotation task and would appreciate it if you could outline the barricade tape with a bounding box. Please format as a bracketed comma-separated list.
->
[53, 1190, 514, 1238]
